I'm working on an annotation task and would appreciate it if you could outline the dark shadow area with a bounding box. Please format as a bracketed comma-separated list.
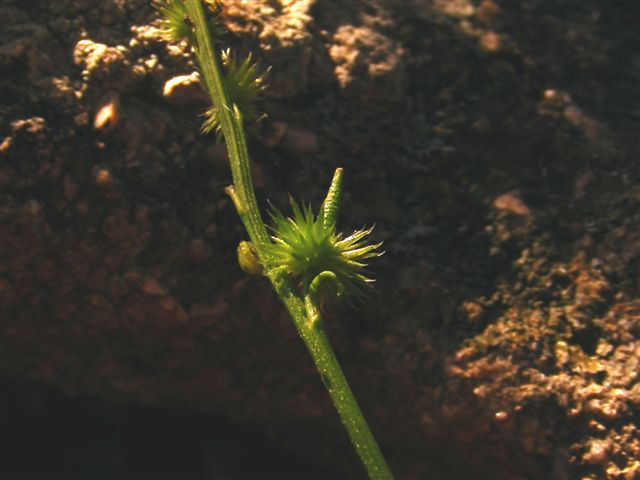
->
[0, 377, 345, 480]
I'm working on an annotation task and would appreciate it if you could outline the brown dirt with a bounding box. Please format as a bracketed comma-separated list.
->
[1, 0, 638, 479]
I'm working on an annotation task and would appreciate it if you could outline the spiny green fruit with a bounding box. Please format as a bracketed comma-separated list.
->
[202, 50, 267, 136]
[262, 196, 382, 299]
[155, 0, 193, 42]
[155, 0, 265, 137]
[155, 0, 223, 43]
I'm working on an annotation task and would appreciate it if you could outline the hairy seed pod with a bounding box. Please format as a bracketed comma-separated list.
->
[237, 240, 263, 275]
[322, 167, 343, 230]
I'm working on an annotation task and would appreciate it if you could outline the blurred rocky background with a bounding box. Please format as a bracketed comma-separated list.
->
[1, 1, 638, 479]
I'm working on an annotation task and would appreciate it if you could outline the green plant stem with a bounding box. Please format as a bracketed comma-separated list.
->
[183, 1, 393, 477]
[288, 292, 393, 480]
[184, 0, 268, 248]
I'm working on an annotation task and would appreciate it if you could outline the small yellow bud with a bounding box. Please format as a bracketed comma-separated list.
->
[237, 241, 263, 275]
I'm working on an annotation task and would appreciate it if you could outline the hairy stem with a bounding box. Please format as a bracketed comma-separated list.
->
[293, 293, 393, 479]
[184, 0, 268, 247]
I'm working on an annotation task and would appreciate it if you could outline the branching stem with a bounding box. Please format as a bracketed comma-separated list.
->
[181, 1, 393, 477]
[184, 0, 268, 247]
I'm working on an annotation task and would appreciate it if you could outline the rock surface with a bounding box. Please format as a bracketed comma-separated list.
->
[1, 1, 638, 478]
